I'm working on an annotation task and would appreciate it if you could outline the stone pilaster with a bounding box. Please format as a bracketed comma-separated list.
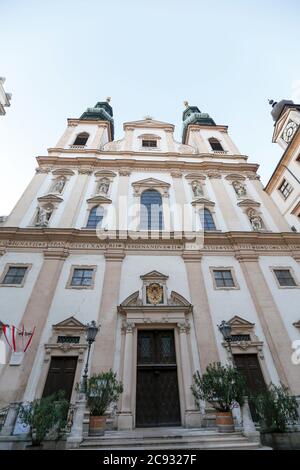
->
[208, 174, 241, 231]
[182, 252, 220, 372]
[237, 253, 300, 394]
[91, 124, 106, 149]
[4, 170, 49, 227]
[58, 170, 91, 228]
[55, 123, 77, 148]
[90, 251, 125, 374]
[117, 321, 135, 430]
[0, 249, 69, 405]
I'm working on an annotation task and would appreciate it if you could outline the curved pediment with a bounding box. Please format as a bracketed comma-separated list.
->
[225, 173, 246, 181]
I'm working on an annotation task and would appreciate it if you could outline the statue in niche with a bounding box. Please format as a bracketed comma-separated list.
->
[248, 209, 263, 231]
[35, 205, 53, 227]
[232, 180, 246, 197]
[51, 177, 66, 194]
[191, 180, 203, 198]
[97, 178, 110, 195]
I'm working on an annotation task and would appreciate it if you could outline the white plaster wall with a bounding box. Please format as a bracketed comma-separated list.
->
[204, 178, 228, 231]
[119, 255, 190, 304]
[24, 253, 106, 400]
[259, 256, 300, 343]
[201, 255, 281, 385]
[0, 252, 43, 326]
[20, 172, 53, 227]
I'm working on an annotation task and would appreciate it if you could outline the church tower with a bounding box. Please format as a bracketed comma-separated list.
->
[265, 99, 300, 231]
[0, 99, 299, 446]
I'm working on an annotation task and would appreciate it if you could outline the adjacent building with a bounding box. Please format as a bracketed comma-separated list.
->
[0, 78, 11, 116]
[265, 100, 300, 231]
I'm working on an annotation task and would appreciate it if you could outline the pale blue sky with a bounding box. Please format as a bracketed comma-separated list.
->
[0, 0, 300, 215]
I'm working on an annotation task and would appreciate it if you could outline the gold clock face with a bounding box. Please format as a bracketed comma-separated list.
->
[282, 120, 298, 143]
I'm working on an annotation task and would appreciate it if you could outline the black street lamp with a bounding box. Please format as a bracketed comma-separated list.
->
[218, 320, 234, 365]
[81, 321, 100, 394]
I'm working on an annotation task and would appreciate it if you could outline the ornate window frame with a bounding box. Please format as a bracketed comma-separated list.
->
[65, 265, 97, 290]
[209, 266, 240, 290]
[270, 266, 300, 289]
[131, 178, 171, 232]
[222, 316, 270, 383]
[0, 263, 32, 288]
[138, 133, 161, 151]
[191, 198, 218, 232]
[35, 316, 87, 403]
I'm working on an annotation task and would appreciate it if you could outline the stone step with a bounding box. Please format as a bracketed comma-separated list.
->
[80, 431, 263, 450]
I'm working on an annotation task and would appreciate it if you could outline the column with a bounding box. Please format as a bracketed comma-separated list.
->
[165, 129, 175, 152]
[221, 130, 240, 154]
[124, 127, 134, 151]
[4, 169, 49, 227]
[0, 249, 68, 404]
[117, 322, 135, 430]
[90, 251, 125, 373]
[250, 177, 290, 232]
[208, 174, 241, 231]
[183, 253, 220, 372]
[55, 123, 76, 148]
[115, 170, 130, 236]
[91, 124, 107, 149]
[178, 322, 202, 428]
[58, 169, 91, 228]
[237, 253, 300, 395]
[171, 171, 192, 236]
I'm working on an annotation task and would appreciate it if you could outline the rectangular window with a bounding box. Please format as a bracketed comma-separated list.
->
[213, 269, 235, 288]
[142, 140, 157, 148]
[274, 269, 297, 287]
[2, 266, 28, 285]
[278, 179, 293, 199]
[70, 268, 94, 287]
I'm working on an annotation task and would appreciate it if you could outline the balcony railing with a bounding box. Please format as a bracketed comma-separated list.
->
[69, 145, 86, 150]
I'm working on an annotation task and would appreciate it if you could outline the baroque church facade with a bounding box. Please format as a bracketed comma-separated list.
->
[0, 100, 300, 435]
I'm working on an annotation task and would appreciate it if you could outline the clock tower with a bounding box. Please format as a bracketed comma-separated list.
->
[270, 99, 300, 149]
[265, 99, 300, 231]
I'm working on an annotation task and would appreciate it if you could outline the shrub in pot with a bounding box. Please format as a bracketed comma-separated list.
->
[85, 370, 123, 436]
[18, 391, 69, 448]
[251, 383, 299, 449]
[191, 362, 246, 433]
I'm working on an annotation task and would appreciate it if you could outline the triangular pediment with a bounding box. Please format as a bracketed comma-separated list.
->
[237, 199, 260, 207]
[140, 270, 169, 281]
[185, 173, 206, 180]
[191, 197, 215, 207]
[86, 195, 112, 204]
[53, 316, 85, 330]
[228, 316, 255, 328]
[37, 194, 63, 203]
[124, 119, 174, 130]
[132, 177, 170, 188]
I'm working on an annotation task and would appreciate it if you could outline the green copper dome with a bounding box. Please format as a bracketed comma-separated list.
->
[80, 101, 114, 139]
[182, 105, 215, 143]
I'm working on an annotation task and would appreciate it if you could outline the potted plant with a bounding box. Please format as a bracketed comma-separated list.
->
[252, 383, 300, 449]
[191, 362, 246, 433]
[85, 370, 123, 436]
[18, 391, 69, 448]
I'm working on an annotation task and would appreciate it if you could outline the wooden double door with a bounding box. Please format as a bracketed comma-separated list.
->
[136, 330, 181, 427]
[42, 356, 78, 401]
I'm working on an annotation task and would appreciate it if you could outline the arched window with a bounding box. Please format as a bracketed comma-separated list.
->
[208, 137, 224, 152]
[140, 190, 163, 230]
[73, 132, 89, 146]
[200, 208, 216, 231]
[86, 205, 104, 228]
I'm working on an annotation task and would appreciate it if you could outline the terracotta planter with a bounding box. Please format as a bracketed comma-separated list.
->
[89, 415, 106, 436]
[215, 411, 234, 433]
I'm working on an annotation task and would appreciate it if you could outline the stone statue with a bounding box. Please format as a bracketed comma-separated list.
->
[233, 180, 246, 197]
[35, 206, 53, 227]
[97, 178, 110, 195]
[51, 177, 65, 193]
[248, 209, 263, 231]
[191, 180, 203, 198]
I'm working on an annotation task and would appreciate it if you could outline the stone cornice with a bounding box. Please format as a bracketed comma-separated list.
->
[36, 156, 258, 175]
[0, 228, 300, 256]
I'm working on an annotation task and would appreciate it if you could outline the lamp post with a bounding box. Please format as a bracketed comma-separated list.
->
[218, 320, 234, 365]
[81, 321, 99, 394]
